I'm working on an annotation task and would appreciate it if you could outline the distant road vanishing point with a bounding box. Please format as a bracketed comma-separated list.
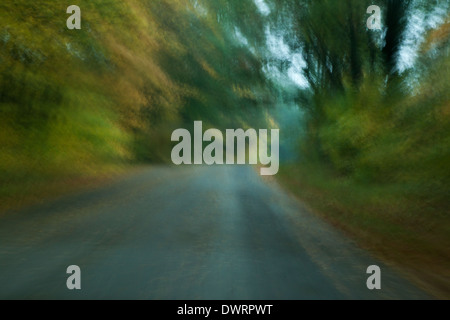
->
[0, 166, 430, 299]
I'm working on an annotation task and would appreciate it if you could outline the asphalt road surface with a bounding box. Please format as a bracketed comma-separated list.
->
[0, 166, 430, 299]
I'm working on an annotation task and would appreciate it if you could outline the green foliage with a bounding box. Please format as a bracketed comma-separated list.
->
[0, 0, 275, 201]
[273, 0, 450, 211]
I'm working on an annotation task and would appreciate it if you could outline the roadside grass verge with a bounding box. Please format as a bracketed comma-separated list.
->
[0, 164, 130, 214]
[277, 163, 450, 299]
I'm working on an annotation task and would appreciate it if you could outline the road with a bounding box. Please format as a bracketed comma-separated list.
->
[0, 166, 430, 299]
